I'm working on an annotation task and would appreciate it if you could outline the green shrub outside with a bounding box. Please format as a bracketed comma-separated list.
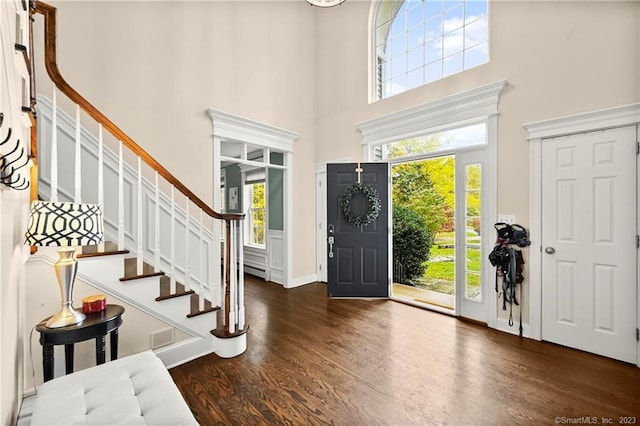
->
[392, 204, 434, 284]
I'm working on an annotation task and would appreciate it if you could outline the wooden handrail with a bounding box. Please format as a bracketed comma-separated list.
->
[31, 1, 243, 222]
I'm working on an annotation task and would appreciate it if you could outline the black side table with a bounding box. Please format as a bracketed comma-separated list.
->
[36, 304, 125, 382]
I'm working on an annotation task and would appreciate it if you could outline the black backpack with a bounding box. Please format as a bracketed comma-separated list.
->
[488, 223, 530, 335]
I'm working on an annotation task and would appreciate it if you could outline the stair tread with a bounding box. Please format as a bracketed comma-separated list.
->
[156, 289, 195, 301]
[187, 305, 220, 318]
[120, 257, 163, 281]
[78, 241, 129, 258]
[211, 324, 249, 339]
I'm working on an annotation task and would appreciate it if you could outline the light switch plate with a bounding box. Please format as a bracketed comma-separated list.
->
[497, 214, 516, 225]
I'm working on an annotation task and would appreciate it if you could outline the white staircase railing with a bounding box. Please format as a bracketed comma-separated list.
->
[36, 95, 217, 305]
[30, 1, 247, 347]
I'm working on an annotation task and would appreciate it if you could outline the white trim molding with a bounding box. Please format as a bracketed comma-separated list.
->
[523, 103, 640, 352]
[356, 79, 507, 146]
[206, 109, 298, 153]
[314, 157, 353, 283]
[524, 103, 640, 140]
[207, 109, 297, 288]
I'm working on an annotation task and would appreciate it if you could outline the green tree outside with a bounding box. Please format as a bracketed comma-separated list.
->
[250, 183, 265, 245]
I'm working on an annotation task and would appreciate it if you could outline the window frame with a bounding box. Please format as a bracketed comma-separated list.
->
[243, 179, 267, 249]
[370, 0, 490, 103]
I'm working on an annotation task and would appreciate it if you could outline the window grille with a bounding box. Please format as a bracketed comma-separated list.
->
[374, 0, 489, 100]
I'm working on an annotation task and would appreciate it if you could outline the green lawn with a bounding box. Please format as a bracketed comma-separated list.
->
[415, 231, 482, 296]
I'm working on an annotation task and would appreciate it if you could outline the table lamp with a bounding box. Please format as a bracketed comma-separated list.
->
[25, 200, 104, 328]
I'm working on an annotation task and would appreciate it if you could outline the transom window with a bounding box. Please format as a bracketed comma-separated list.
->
[376, 122, 487, 160]
[374, 0, 489, 100]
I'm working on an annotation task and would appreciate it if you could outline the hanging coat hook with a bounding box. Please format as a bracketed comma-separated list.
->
[0, 127, 12, 145]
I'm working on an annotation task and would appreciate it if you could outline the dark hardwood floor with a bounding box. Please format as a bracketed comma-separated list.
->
[170, 275, 640, 425]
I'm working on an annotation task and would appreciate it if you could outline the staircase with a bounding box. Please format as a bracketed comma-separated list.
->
[26, 1, 247, 364]
[77, 242, 218, 338]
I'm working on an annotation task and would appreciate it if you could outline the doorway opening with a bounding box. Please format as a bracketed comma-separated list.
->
[375, 122, 486, 316]
[392, 155, 456, 310]
[391, 154, 482, 313]
[207, 109, 297, 287]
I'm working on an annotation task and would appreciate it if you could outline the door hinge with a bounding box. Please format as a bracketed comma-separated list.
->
[636, 235, 639, 249]
[636, 141, 640, 155]
[636, 328, 639, 342]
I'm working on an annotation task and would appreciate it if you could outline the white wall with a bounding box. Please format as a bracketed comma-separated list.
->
[315, 0, 639, 325]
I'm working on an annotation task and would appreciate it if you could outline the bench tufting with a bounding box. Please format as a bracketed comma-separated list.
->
[29, 350, 198, 425]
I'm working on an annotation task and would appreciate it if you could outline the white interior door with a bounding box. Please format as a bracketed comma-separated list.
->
[541, 126, 637, 363]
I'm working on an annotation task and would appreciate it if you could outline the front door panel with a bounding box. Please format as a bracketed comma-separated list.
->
[327, 163, 389, 297]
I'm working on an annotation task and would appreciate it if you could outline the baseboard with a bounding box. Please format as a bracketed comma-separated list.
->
[288, 274, 318, 289]
[269, 268, 285, 285]
[245, 265, 268, 280]
[494, 316, 531, 338]
[16, 394, 37, 426]
[154, 336, 216, 369]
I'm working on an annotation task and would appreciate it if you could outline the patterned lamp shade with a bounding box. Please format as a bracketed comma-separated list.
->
[25, 201, 104, 247]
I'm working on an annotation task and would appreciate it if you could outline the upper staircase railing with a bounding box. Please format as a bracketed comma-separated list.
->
[29, 1, 247, 338]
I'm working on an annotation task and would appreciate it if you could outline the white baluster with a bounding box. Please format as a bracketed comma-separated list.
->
[212, 135, 222, 310]
[154, 172, 160, 273]
[136, 157, 143, 275]
[212, 216, 219, 309]
[97, 125, 104, 252]
[50, 88, 58, 202]
[228, 220, 236, 334]
[74, 104, 81, 203]
[184, 201, 190, 292]
[117, 141, 125, 251]
[222, 219, 228, 327]
[170, 186, 176, 294]
[237, 219, 245, 330]
[199, 209, 206, 311]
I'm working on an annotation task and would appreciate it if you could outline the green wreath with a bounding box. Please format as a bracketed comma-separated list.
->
[340, 183, 382, 227]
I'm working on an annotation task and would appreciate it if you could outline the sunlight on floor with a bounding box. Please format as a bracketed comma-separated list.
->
[392, 282, 454, 310]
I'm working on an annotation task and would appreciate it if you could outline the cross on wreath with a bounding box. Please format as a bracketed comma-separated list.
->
[355, 163, 363, 183]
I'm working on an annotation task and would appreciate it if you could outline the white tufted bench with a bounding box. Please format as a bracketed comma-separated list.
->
[29, 350, 198, 425]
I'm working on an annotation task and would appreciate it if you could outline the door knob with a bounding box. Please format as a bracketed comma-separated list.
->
[545, 247, 555, 254]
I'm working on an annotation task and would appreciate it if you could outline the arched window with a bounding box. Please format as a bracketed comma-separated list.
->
[373, 0, 489, 100]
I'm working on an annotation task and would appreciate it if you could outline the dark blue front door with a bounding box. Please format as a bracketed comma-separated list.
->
[327, 162, 389, 297]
